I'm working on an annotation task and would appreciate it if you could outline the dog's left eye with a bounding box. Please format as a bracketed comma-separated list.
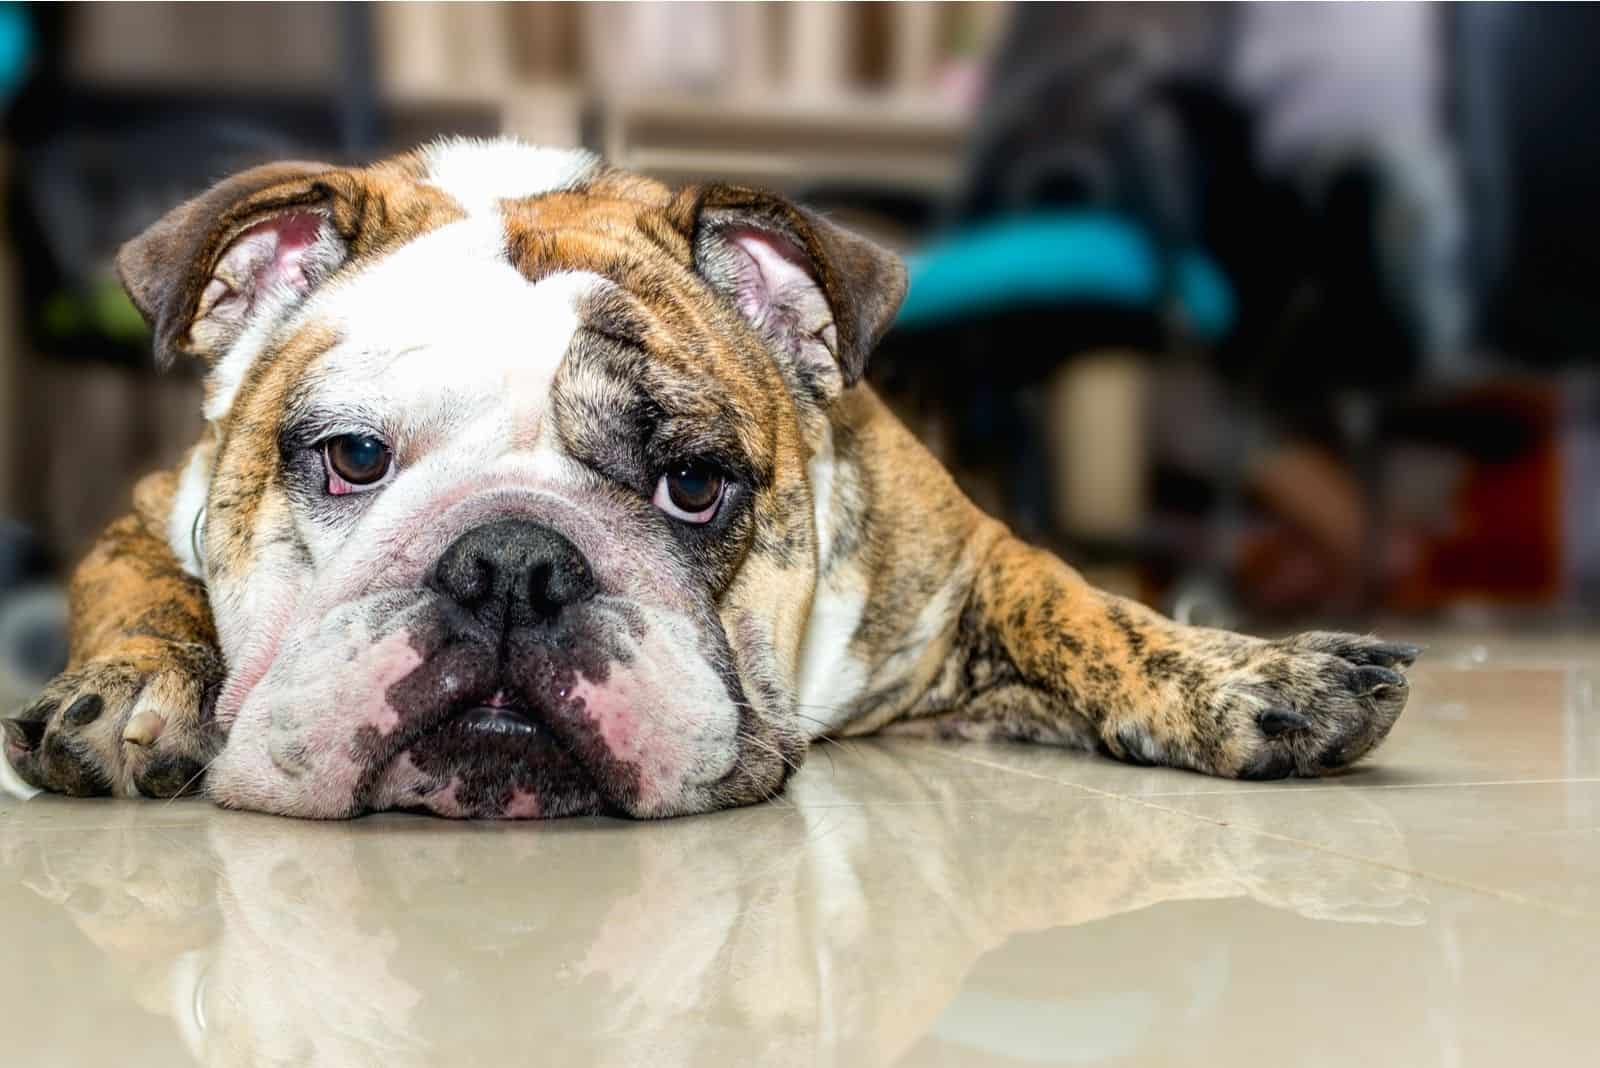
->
[323, 434, 394, 495]
[652, 462, 725, 524]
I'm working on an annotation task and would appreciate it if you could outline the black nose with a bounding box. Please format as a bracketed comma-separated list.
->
[430, 519, 596, 630]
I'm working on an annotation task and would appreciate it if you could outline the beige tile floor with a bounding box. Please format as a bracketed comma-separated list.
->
[2, 631, 1596, 1066]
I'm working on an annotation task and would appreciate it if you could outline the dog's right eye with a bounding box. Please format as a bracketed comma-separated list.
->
[652, 461, 726, 524]
[323, 434, 394, 495]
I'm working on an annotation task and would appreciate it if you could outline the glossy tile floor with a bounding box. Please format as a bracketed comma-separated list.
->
[3, 631, 1596, 1066]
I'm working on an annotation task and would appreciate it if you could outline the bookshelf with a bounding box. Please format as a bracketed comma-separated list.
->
[66, 2, 1005, 188]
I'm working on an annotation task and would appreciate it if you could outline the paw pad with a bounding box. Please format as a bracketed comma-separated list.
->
[9, 648, 223, 798]
[122, 708, 165, 747]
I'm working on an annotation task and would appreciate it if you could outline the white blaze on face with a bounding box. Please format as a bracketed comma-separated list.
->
[419, 137, 598, 216]
[306, 218, 600, 458]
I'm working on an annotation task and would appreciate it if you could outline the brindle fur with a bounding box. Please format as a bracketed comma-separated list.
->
[4, 145, 1416, 804]
[801, 387, 1413, 781]
[4, 464, 224, 796]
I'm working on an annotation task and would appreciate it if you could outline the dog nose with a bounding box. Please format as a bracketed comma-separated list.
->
[430, 519, 596, 628]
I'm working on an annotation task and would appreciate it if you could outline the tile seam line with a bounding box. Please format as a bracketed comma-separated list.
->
[9, 775, 1598, 823]
[929, 746, 1600, 922]
[1139, 775, 1600, 798]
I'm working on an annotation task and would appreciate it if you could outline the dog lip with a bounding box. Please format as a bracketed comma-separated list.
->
[390, 690, 608, 818]
[356, 645, 614, 816]
[441, 702, 540, 740]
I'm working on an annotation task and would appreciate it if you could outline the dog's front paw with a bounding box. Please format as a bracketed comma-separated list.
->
[1213, 631, 1420, 780]
[3, 643, 224, 797]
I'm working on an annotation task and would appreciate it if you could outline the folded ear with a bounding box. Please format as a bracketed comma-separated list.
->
[115, 161, 346, 367]
[679, 186, 908, 404]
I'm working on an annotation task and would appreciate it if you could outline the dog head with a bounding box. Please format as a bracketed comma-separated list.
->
[117, 139, 906, 818]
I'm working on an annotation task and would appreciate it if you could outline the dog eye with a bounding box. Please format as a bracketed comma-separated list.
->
[323, 434, 394, 495]
[652, 462, 725, 524]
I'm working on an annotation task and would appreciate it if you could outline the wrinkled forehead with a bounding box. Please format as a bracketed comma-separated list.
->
[212, 142, 772, 445]
[294, 221, 602, 436]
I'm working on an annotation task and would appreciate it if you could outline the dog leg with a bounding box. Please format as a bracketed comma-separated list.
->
[901, 533, 1418, 779]
[3, 469, 224, 797]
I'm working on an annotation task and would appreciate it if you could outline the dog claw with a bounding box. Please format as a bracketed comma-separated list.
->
[122, 709, 165, 747]
[1368, 641, 1424, 668]
[1353, 666, 1407, 694]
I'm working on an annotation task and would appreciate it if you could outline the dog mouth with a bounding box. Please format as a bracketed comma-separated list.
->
[438, 693, 542, 741]
[359, 653, 614, 818]
[402, 686, 562, 769]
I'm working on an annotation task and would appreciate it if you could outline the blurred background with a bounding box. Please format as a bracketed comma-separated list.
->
[1, 2, 1598, 708]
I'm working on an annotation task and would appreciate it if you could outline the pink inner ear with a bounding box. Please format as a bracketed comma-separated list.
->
[249, 211, 324, 294]
[721, 225, 840, 373]
[202, 210, 327, 324]
[723, 227, 817, 322]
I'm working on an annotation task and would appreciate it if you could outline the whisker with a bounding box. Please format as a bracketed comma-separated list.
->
[729, 728, 802, 809]
[734, 756, 795, 809]
[727, 696, 874, 790]
[160, 750, 225, 806]
[735, 726, 804, 776]
[731, 698, 854, 736]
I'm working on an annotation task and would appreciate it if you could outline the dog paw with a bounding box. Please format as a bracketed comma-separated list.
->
[3, 643, 225, 798]
[1219, 631, 1420, 780]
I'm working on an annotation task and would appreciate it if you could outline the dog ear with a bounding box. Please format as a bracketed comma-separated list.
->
[676, 185, 908, 403]
[115, 161, 349, 367]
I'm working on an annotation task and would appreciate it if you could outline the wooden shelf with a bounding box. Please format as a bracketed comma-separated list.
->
[379, 82, 972, 192]
[597, 90, 969, 192]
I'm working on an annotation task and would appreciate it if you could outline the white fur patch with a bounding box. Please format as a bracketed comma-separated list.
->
[796, 582, 869, 735]
[213, 215, 597, 451]
[796, 427, 869, 732]
[167, 446, 212, 579]
[308, 218, 596, 441]
[0, 744, 41, 799]
[420, 137, 599, 217]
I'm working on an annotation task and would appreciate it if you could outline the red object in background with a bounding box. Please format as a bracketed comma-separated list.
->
[1391, 383, 1564, 613]
[1231, 381, 1570, 619]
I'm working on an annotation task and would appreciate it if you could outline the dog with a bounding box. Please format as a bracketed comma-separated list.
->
[0, 138, 1417, 819]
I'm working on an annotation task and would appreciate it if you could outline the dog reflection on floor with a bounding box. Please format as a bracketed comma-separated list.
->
[2, 743, 1426, 1067]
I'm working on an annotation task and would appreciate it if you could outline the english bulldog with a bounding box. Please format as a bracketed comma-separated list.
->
[1, 138, 1418, 819]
